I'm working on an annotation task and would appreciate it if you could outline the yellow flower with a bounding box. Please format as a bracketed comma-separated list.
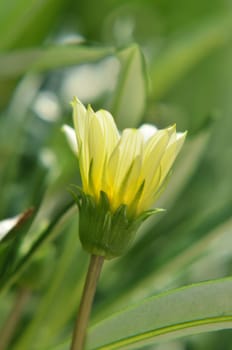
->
[65, 97, 186, 216]
[63, 97, 186, 258]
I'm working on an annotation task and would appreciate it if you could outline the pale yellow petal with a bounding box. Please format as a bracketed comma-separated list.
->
[136, 126, 175, 211]
[78, 145, 88, 192]
[71, 98, 91, 192]
[136, 167, 161, 213]
[143, 130, 186, 207]
[107, 129, 144, 206]
[159, 131, 187, 186]
[71, 97, 88, 147]
[95, 109, 120, 158]
[93, 109, 120, 194]
[114, 155, 142, 211]
[87, 107, 107, 197]
[142, 129, 170, 185]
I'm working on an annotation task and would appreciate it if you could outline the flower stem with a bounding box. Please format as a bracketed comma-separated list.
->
[70, 254, 104, 350]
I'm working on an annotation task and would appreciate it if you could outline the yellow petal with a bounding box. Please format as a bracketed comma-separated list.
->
[107, 129, 143, 207]
[159, 131, 187, 186]
[144, 131, 186, 208]
[136, 126, 176, 213]
[71, 98, 91, 192]
[71, 97, 88, 147]
[87, 107, 106, 197]
[95, 109, 120, 158]
[93, 110, 119, 195]
[115, 155, 142, 211]
[136, 167, 161, 214]
[142, 129, 170, 185]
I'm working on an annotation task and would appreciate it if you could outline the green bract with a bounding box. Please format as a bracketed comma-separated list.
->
[71, 186, 161, 259]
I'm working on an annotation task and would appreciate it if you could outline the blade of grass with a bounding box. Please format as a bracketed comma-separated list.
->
[0, 45, 114, 79]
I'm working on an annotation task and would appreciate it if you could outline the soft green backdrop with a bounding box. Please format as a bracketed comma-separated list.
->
[0, 0, 232, 349]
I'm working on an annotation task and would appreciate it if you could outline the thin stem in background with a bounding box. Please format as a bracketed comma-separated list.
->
[70, 254, 104, 350]
[0, 288, 30, 350]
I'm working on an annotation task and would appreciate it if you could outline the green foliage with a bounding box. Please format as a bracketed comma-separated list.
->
[88, 278, 232, 349]
[0, 46, 115, 79]
[0, 0, 232, 349]
[0, 209, 34, 286]
[111, 44, 147, 128]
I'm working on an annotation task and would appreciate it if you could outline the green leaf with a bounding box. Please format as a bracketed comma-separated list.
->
[0, 208, 34, 243]
[0, 197, 74, 293]
[150, 14, 232, 100]
[0, 0, 65, 50]
[117, 216, 232, 314]
[51, 278, 232, 350]
[0, 45, 114, 79]
[86, 278, 232, 349]
[0, 209, 34, 283]
[111, 44, 148, 129]
[12, 216, 88, 350]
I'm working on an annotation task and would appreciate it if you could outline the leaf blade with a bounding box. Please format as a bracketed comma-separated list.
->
[87, 278, 232, 349]
[111, 44, 148, 129]
[0, 45, 114, 79]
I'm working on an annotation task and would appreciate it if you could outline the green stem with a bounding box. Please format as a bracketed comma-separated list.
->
[0, 288, 30, 350]
[70, 254, 104, 350]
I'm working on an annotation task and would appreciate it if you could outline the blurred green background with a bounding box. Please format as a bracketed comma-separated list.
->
[0, 0, 232, 349]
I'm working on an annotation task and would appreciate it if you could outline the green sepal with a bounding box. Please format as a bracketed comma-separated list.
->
[70, 187, 164, 259]
[135, 208, 166, 223]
